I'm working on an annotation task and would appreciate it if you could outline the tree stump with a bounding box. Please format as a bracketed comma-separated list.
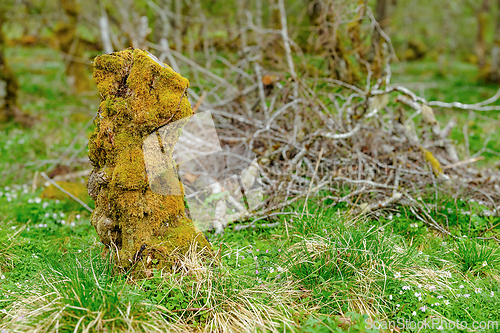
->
[88, 48, 210, 273]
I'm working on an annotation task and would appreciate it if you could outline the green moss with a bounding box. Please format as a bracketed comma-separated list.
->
[88, 49, 210, 274]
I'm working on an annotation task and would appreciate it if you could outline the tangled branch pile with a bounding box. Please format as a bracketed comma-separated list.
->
[127, 1, 500, 235]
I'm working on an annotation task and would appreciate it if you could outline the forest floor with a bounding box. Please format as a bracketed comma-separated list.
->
[0, 47, 500, 332]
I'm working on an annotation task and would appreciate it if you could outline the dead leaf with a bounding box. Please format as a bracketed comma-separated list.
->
[184, 172, 198, 183]
[421, 105, 437, 125]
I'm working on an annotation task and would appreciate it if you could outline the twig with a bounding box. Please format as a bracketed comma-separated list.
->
[192, 91, 207, 113]
[442, 156, 485, 170]
[40, 172, 93, 213]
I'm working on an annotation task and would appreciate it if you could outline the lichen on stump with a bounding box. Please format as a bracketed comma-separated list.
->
[88, 48, 210, 272]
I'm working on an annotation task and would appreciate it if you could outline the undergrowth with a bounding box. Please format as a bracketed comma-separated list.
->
[0, 47, 499, 332]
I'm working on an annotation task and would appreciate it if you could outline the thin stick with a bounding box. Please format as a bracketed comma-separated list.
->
[40, 172, 93, 213]
[442, 156, 485, 169]
[277, 0, 300, 142]
[192, 91, 207, 113]
[32, 170, 39, 194]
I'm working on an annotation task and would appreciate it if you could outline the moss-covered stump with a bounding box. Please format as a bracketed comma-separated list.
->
[88, 48, 210, 273]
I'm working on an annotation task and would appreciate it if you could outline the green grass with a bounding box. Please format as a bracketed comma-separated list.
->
[1, 46, 500, 332]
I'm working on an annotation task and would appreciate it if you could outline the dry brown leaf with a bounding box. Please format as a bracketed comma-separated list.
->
[184, 172, 198, 183]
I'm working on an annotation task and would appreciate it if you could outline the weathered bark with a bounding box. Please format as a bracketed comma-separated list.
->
[55, 0, 92, 93]
[0, 9, 19, 122]
[88, 49, 210, 273]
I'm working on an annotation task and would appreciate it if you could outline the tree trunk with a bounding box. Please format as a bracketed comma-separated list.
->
[56, 0, 92, 93]
[174, 0, 182, 52]
[88, 49, 210, 273]
[488, 0, 500, 82]
[0, 9, 19, 122]
[372, 0, 396, 78]
[476, 0, 489, 71]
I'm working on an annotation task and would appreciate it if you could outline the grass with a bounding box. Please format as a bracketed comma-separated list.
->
[1, 46, 500, 331]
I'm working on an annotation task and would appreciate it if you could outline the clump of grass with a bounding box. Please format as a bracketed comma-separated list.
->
[0, 250, 165, 332]
[0, 225, 25, 279]
[142, 240, 299, 332]
[454, 238, 500, 274]
[285, 211, 418, 318]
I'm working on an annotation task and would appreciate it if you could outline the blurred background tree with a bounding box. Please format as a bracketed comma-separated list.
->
[2, 0, 500, 77]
